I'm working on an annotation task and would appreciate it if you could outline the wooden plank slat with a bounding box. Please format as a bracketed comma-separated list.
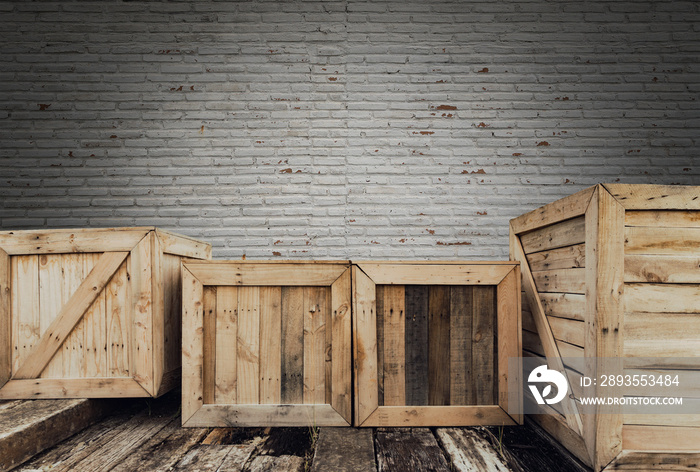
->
[625, 283, 700, 313]
[184, 404, 349, 427]
[622, 425, 700, 452]
[281, 287, 304, 404]
[131, 235, 154, 395]
[259, 286, 282, 405]
[63, 254, 84, 379]
[532, 268, 586, 294]
[548, 316, 585, 347]
[527, 243, 585, 272]
[364, 405, 517, 427]
[202, 287, 217, 404]
[497, 267, 521, 423]
[162, 254, 181, 377]
[155, 229, 212, 259]
[12, 256, 40, 376]
[376, 285, 384, 407]
[246, 455, 305, 472]
[428, 286, 450, 406]
[331, 268, 352, 422]
[184, 263, 347, 286]
[511, 186, 595, 235]
[382, 285, 405, 407]
[82, 254, 107, 379]
[215, 286, 237, 404]
[625, 209, 700, 228]
[237, 286, 260, 404]
[303, 286, 326, 405]
[151, 234, 164, 395]
[404, 285, 429, 406]
[472, 285, 495, 406]
[311, 428, 376, 472]
[449, 286, 472, 406]
[105, 260, 130, 377]
[604, 183, 700, 210]
[625, 254, 700, 283]
[0, 378, 149, 398]
[625, 226, 700, 255]
[436, 428, 511, 472]
[0, 228, 151, 255]
[352, 266, 378, 426]
[375, 428, 451, 472]
[609, 450, 700, 471]
[13, 252, 128, 380]
[0, 249, 9, 387]
[539, 292, 586, 321]
[520, 216, 586, 254]
[526, 412, 592, 468]
[181, 267, 204, 424]
[38, 254, 63, 378]
[625, 312, 700, 343]
[357, 263, 514, 285]
[512, 233, 584, 436]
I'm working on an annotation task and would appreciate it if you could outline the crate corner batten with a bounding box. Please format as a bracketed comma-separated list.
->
[511, 184, 700, 471]
[181, 260, 353, 428]
[0, 227, 211, 399]
[352, 260, 522, 428]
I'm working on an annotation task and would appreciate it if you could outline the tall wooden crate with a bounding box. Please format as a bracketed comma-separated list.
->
[0, 227, 211, 399]
[511, 184, 700, 471]
[352, 262, 522, 427]
[181, 261, 352, 427]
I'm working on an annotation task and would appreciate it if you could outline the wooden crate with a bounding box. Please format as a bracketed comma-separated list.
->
[0, 227, 211, 399]
[352, 262, 522, 427]
[181, 261, 352, 427]
[511, 184, 700, 471]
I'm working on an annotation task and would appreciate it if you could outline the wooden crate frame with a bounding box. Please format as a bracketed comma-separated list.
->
[352, 261, 522, 427]
[181, 261, 353, 427]
[511, 184, 700, 471]
[0, 227, 211, 399]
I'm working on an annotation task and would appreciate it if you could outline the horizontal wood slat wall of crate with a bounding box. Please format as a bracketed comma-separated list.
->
[181, 261, 352, 428]
[511, 184, 700, 472]
[352, 262, 522, 427]
[0, 227, 211, 399]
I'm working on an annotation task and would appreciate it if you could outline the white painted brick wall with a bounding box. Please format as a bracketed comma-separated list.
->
[1, 0, 699, 259]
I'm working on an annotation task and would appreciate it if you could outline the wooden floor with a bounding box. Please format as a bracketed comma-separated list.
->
[11, 390, 590, 472]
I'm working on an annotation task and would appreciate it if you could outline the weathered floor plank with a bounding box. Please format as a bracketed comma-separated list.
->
[436, 428, 512, 472]
[311, 427, 376, 472]
[246, 455, 305, 472]
[375, 428, 450, 472]
[0, 398, 112, 471]
[172, 445, 237, 472]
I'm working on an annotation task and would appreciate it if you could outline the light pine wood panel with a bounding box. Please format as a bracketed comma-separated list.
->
[202, 287, 217, 404]
[625, 284, 700, 313]
[106, 260, 130, 378]
[548, 316, 585, 347]
[622, 425, 700, 452]
[0, 249, 9, 386]
[236, 286, 260, 404]
[303, 286, 326, 405]
[215, 286, 237, 404]
[625, 210, 700, 228]
[330, 268, 352, 422]
[82, 253, 106, 378]
[38, 255, 63, 378]
[625, 226, 700, 255]
[520, 217, 586, 254]
[604, 184, 700, 210]
[532, 268, 586, 294]
[63, 254, 85, 379]
[527, 244, 585, 272]
[511, 186, 594, 235]
[12, 255, 39, 375]
[624, 254, 700, 283]
[259, 286, 282, 405]
[539, 293, 586, 321]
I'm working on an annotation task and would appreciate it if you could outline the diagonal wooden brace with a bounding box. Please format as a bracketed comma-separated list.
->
[13, 251, 129, 379]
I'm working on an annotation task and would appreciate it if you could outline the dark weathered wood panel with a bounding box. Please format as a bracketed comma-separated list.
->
[376, 428, 450, 472]
[404, 285, 429, 407]
[428, 286, 450, 406]
[449, 286, 473, 406]
[281, 287, 304, 404]
[376, 285, 384, 407]
[202, 287, 217, 405]
[472, 286, 495, 405]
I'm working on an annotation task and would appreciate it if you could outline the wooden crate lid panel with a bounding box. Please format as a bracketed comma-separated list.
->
[0, 228, 152, 255]
[182, 262, 352, 427]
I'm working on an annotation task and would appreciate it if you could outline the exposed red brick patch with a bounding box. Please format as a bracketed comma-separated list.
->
[328, 77, 337, 81]
[200, 126, 204, 134]
[371, 241, 379, 244]
[537, 141, 550, 146]
[437, 241, 472, 246]
[272, 251, 281, 256]
[38, 104, 51, 110]
[280, 168, 293, 173]
[477, 122, 489, 128]
[426, 229, 435, 235]
[170, 86, 183, 92]
[399, 238, 407, 243]
[190, 86, 195, 91]
[158, 49, 180, 54]
[418, 131, 434, 135]
[274, 240, 282, 245]
[565, 179, 574, 184]
[349, 219, 356, 223]
[110, 135, 118, 139]
[652, 77, 658, 82]
[435, 80, 446, 83]
[435, 105, 457, 110]
[477, 211, 487, 215]
[471, 169, 486, 174]
[555, 97, 570, 101]
[68, 151, 73, 157]
[442, 114, 453, 118]
[512, 152, 522, 156]
[477, 67, 489, 73]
